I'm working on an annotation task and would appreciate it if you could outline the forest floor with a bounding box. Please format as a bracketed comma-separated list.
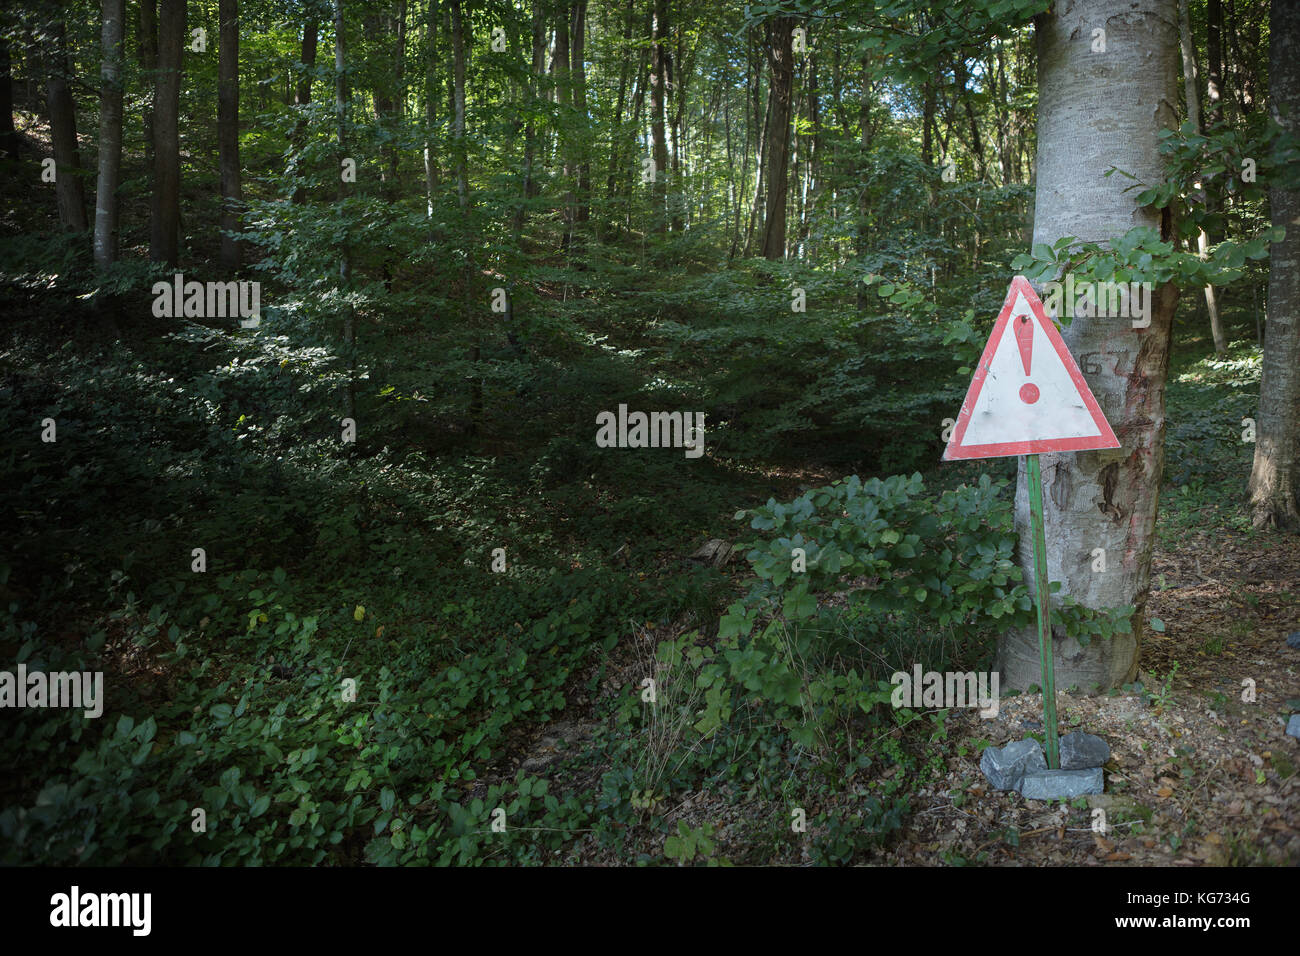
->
[895, 522, 1300, 866]
[506, 516, 1300, 867]
[495, 435, 1300, 866]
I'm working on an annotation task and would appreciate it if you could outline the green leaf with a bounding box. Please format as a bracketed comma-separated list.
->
[783, 587, 817, 620]
[132, 739, 153, 766]
[1148, 617, 1166, 633]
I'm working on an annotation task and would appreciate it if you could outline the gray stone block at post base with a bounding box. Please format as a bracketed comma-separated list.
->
[980, 739, 1047, 791]
[1059, 731, 1110, 770]
[1019, 767, 1105, 800]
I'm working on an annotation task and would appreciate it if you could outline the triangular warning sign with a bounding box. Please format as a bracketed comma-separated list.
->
[943, 276, 1119, 461]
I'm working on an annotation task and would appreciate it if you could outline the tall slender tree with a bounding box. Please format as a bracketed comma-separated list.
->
[649, 0, 669, 232]
[569, 0, 590, 241]
[515, 0, 545, 237]
[139, 0, 157, 168]
[149, 0, 185, 265]
[450, 0, 467, 214]
[1178, 0, 1226, 355]
[218, 0, 242, 269]
[45, 14, 88, 233]
[1205, 0, 1225, 244]
[1247, 0, 1300, 529]
[759, 15, 795, 260]
[602, 0, 634, 218]
[93, 0, 126, 266]
[334, 0, 356, 421]
[448, 0, 478, 432]
[424, 0, 440, 217]
[743, 35, 769, 256]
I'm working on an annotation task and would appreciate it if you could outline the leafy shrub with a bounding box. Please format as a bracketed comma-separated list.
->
[734, 472, 1134, 649]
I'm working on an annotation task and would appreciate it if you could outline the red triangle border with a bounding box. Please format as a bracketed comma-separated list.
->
[943, 275, 1121, 461]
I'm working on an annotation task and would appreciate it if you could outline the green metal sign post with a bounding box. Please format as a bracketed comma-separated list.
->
[1025, 454, 1059, 769]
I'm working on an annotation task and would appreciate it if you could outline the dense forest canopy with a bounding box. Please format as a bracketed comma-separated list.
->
[0, 0, 1296, 868]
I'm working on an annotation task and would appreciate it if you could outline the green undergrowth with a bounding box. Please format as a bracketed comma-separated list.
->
[0, 264, 1270, 866]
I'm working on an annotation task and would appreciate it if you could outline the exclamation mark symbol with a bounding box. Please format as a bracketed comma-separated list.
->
[1015, 313, 1039, 404]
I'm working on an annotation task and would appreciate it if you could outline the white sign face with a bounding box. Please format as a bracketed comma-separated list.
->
[944, 277, 1119, 461]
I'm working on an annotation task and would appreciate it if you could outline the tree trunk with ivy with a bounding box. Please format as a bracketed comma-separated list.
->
[997, 0, 1180, 692]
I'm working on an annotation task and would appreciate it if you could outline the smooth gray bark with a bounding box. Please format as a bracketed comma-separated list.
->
[93, 0, 126, 266]
[998, 0, 1180, 692]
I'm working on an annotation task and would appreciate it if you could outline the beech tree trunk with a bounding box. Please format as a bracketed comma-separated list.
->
[424, 0, 439, 217]
[1178, 0, 1226, 354]
[297, 20, 317, 108]
[759, 15, 795, 260]
[45, 16, 88, 233]
[569, 0, 589, 237]
[139, 0, 157, 168]
[450, 0, 467, 214]
[514, 0, 545, 236]
[649, 0, 669, 232]
[149, 0, 185, 265]
[448, 0, 478, 433]
[744, 37, 770, 256]
[218, 0, 242, 269]
[93, 0, 126, 266]
[997, 0, 1180, 692]
[856, 61, 874, 310]
[335, 0, 356, 421]
[555, 5, 572, 248]
[1247, 0, 1300, 530]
